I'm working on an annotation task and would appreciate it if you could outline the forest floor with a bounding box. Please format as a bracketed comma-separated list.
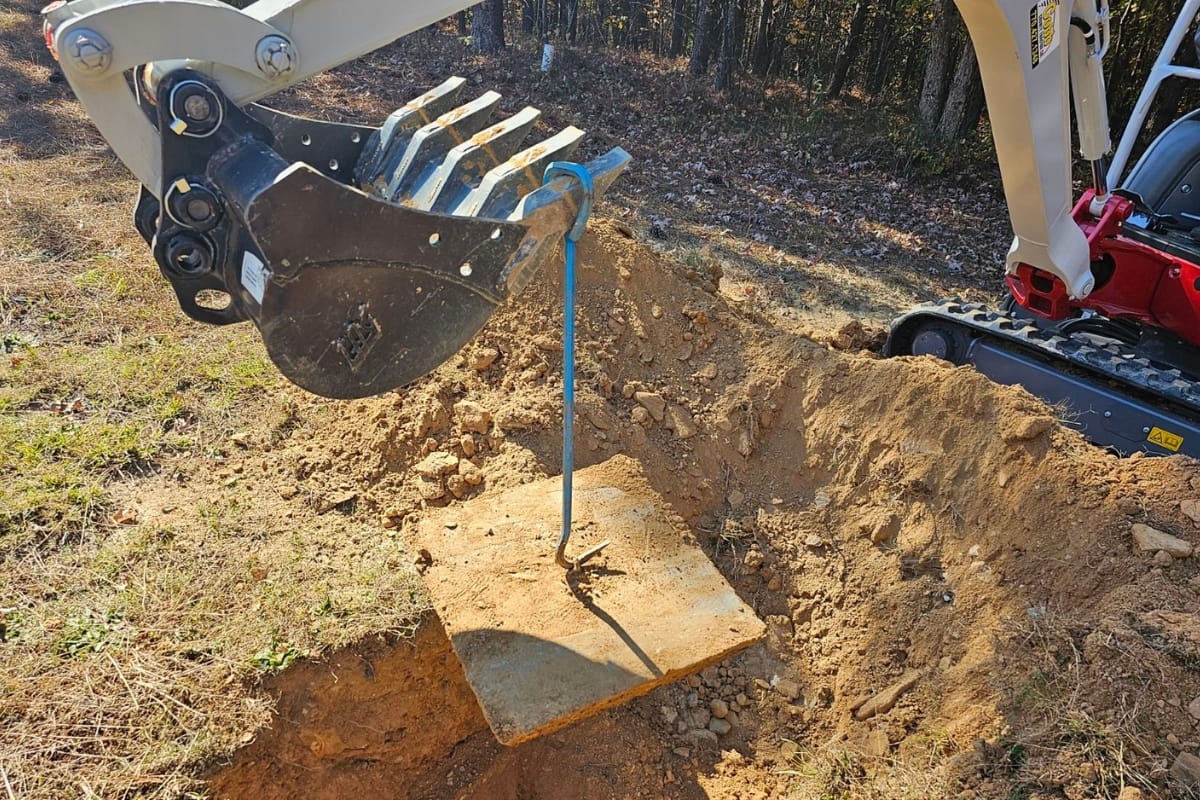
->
[4, 4, 1200, 799]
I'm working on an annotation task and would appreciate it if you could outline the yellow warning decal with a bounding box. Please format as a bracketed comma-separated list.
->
[1148, 426, 1184, 452]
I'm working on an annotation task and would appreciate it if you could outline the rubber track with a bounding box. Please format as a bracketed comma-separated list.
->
[889, 299, 1200, 417]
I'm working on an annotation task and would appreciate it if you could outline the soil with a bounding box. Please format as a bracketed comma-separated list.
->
[202, 220, 1200, 799]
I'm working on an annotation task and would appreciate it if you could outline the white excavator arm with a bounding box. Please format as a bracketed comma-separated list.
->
[952, 0, 1112, 300]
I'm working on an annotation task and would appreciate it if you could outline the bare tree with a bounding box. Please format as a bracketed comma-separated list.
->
[472, 0, 505, 54]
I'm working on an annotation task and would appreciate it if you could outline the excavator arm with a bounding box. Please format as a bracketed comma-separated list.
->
[41, 0, 629, 399]
[952, 0, 1111, 301]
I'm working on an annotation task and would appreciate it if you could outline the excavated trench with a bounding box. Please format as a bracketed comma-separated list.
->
[207, 222, 1200, 799]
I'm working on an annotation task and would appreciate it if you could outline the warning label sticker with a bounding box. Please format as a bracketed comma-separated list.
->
[1029, 0, 1062, 68]
[1147, 426, 1184, 453]
[241, 251, 268, 305]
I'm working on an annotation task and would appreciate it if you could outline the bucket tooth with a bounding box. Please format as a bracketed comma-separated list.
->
[381, 92, 502, 202]
[401, 106, 542, 213]
[453, 126, 585, 220]
[355, 76, 467, 189]
[503, 147, 632, 295]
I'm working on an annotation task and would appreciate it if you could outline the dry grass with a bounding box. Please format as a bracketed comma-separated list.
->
[0, 7, 429, 796]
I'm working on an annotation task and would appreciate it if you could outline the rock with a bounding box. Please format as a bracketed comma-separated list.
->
[1155, 549, 1176, 567]
[1188, 695, 1200, 720]
[852, 670, 923, 721]
[735, 692, 748, 707]
[634, 391, 666, 421]
[446, 474, 468, 499]
[1003, 415, 1055, 442]
[467, 347, 499, 370]
[459, 434, 476, 457]
[1131, 523, 1193, 558]
[691, 707, 711, 728]
[416, 477, 445, 501]
[454, 401, 493, 434]
[804, 534, 824, 548]
[1117, 788, 1145, 800]
[700, 665, 720, 686]
[317, 490, 357, 513]
[661, 706, 678, 725]
[672, 747, 690, 758]
[779, 740, 800, 761]
[812, 491, 831, 509]
[666, 405, 698, 439]
[458, 460, 483, 486]
[708, 718, 732, 736]
[710, 699, 729, 719]
[863, 729, 890, 759]
[1183, 499, 1200, 524]
[1168, 733, 1182, 747]
[774, 678, 801, 701]
[728, 489, 745, 508]
[685, 729, 719, 749]
[414, 451, 459, 479]
[743, 550, 765, 572]
[967, 544, 981, 557]
[1171, 752, 1200, 787]
[277, 484, 300, 500]
[735, 429, 754, 458]
[767, 575, 783, 592]
[695, 363, 719, 381]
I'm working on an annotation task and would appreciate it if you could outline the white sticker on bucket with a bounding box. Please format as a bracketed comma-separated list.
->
[241, 251, 268, 304]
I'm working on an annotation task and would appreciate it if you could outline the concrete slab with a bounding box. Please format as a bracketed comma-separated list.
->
[410, 455, 764, 745]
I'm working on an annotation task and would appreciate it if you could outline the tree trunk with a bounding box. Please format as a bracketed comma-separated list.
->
[714, 0, 742, 93]
[472, 0, 505, 54]
[935, 38, 978, 141]
[863, 0, 895, 96]
[749, 0, 774, 75]
[688, 0, 717, 75]
[826, 0, 871, 100]
[918, 0, 955, 129]
[566, 0, 580, 43]
[669, 0, 690, 56]
[521, 0, 535, 34]
[457, 9, 470, 36]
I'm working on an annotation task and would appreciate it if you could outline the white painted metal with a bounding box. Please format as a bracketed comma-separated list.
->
[954, 0, 1094, 298]
[45, 0, 485, 194]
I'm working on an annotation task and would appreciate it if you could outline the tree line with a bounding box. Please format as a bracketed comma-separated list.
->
[466, 0, 1200, 145]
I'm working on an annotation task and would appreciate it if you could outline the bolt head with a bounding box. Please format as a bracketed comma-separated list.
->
[256, 36, 295, 79]
[66, 29, 111, 73]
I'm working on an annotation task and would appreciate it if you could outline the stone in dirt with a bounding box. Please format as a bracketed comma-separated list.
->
[414, 451, 459, 479]
[686, 728, 719, 749]
[710, 698, 729, 719]
[1183, 499, 1200, 524]
[1171, 752, 1200, 787]
[1188, 695, 1200, 720]
[708, 718, 732, 736]
[1131, 523, 1193, 558]
[1117, 788, 1145, 800]
[852, 670, 923, 721]
[862, 729, 890, 759]
[1155, 549, 1176, 567]
[634, 391, 666, 421]
[665, 404, 698, 439]
[774, 678, 801, 701]
[467, 347, 499, 370]
[317, 490, 357, 513]
[453, 401, 492, 434]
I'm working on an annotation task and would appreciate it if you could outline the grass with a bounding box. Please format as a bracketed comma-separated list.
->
[0, 15, 431, 795]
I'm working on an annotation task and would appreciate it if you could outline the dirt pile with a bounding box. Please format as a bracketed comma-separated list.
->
[203, 220, 1200, 799]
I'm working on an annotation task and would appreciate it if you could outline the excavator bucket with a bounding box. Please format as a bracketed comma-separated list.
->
[137, 72, 629, 399]
[410, 456, 766, 745]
